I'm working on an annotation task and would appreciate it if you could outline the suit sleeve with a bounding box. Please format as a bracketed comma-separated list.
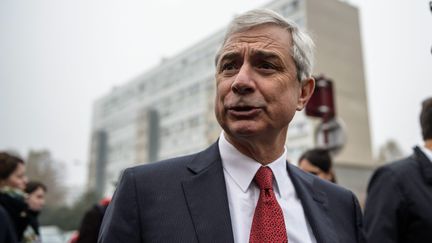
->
[364, 167, 404, 243]
[352, 192, 366, 243]
[98, 168, 142, 243]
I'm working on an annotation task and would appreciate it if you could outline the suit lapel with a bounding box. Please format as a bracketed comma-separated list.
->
[182, 142, 234, 243]
[287, 163, 339, 243]
[413, 146, 432, 184]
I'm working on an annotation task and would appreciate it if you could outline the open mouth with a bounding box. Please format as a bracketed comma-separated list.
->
[231, 106, 256, 112]
[228, 106, 262, 117]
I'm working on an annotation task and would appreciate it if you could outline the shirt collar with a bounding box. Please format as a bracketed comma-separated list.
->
[419, 144, 432, 163]
[219, 132, 289, 196]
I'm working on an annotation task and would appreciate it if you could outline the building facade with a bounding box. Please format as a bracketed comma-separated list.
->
[88, 0, 374, 201]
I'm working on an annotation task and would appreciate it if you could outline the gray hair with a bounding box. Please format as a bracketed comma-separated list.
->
[215, 9, 315, 82]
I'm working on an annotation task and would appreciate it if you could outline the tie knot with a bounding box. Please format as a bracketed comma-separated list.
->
[254, 166, 274, 190]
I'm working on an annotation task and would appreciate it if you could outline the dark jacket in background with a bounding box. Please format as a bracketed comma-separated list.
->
[27, 210, 41, 236]
[0, 205, 18, 243]
[364, 146, 432, 243]
[0, 191, 30, 242]
[77, 203, 108, 243]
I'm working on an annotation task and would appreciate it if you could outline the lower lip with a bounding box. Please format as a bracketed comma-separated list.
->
[228, 108, 262, 118]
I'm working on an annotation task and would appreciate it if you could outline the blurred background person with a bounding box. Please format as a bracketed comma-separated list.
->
[298, 148, 337, 183]
[23, 181, 47, 243]
[0, 152, 30, 242]
[76, 197, 111, 243]
[364, 97, 432, 243]
[0, 202, 18, 243]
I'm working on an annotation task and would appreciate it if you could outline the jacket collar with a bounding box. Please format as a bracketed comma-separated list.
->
[182, 141, 235, 243]
[183, 141, 341, 243]
[287, 162, 339, 243]
[413, 146, 432, 184]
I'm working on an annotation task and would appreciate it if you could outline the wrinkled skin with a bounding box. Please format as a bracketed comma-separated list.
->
[215, 24, 314, 164]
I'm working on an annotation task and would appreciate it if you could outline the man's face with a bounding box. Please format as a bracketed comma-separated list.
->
[215, 24, 312, 142]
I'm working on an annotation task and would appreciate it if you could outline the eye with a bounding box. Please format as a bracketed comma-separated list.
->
[219, 61, 240, 75]
[257, 62, 276, 70]
[222, 62, 237, 71]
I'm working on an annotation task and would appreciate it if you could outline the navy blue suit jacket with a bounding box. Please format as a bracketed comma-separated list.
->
[99, 142, 365, 243]
[364, 146, 432, 243]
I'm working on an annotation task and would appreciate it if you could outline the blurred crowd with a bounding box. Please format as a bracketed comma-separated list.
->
[0, 152, 111, 243]
[0, 153, 46, 243]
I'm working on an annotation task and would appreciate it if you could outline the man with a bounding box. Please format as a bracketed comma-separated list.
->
[99, 9, 364, 243]
[298, 148, 336, 183]
[364, 97, 432, 243]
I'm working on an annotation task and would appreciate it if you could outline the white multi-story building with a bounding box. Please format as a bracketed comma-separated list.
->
[88, 0, 373, 201]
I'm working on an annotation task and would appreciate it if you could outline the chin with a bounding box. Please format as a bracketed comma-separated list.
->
[226, 122, 262, 138]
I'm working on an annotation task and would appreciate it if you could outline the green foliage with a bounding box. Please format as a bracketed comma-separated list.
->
[39, 190, 100, 231]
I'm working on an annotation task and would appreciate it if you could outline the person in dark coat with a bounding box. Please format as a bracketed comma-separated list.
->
[0, 204, 18, 243]
[98, 9, 365, 243]
[364, 97, 432, 243]
[0, 152, 30, 242]
[76, 197, 111, 243]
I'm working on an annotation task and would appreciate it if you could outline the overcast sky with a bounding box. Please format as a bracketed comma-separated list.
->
[0, 0, 431, 186]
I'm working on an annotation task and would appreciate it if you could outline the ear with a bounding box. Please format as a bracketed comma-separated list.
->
[296, 77, 315, 111]
[323, 172, 334, 182]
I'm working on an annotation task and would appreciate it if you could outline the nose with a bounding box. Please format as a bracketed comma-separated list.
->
[231, 64, 255, 95]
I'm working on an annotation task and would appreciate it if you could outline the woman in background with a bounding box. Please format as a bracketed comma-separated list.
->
[298, 148, 337, 183]
[0, 152, 30, 242]
[24, 181, 47, 243]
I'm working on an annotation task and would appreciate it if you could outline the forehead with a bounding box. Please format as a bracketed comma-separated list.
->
[33, 187, 46, 195]
[221, 25, 292, 56]
[16, 163, 25, 171]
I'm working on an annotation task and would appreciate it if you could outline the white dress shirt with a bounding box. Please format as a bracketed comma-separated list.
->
[419, 144, 432, 163]
[219, 132, 317, 243]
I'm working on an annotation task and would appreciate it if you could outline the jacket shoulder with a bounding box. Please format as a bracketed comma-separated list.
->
[290, 163, 353, 196]
[125, 142, 220, 179]
[127, 153, 197, 176]
[374, 156, 418, 180]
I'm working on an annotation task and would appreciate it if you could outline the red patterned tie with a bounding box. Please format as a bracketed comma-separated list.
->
[249, 166, 288, 243]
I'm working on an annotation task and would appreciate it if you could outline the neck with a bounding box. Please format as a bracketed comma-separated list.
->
[224, 131, 286, 165]
[425, 139, 432, 150]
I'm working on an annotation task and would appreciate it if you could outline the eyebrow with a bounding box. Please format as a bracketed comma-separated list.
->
[218, 49, 281, 65]
[218, 52, 240, 65]
[252, 50, 281, 60]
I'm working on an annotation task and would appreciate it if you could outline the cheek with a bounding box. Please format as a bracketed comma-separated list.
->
[28, 197, 35, 206]
[216, 79, 231, 99]
[36, 198, 43, 205]
[272, 92, 298, 116]
[9, 176, 21, 187]
[214, 95, 224, 123]
[214, 101, 222, 120]
[215, 79, 231, 110]
[262, 77, 298, 101]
